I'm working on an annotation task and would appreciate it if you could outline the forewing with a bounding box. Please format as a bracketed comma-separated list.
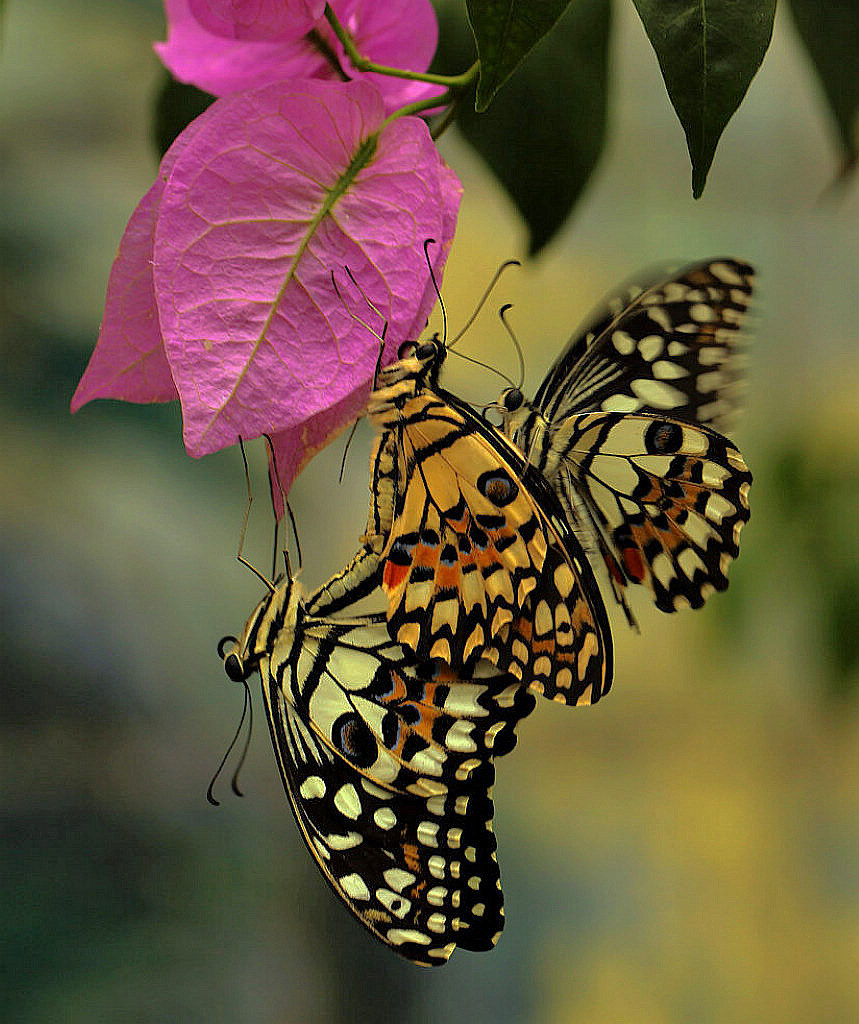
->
[262, 658, 509, 965]
[382, 393, 547, 668]
[533, 258, 754, 431]
[550, 412, 752, 613]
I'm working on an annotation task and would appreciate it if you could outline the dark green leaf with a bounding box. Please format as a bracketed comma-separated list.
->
[631, 0, 775, 197]
[437, 0, 610, 255]
[152, 71, 215, 159]
[788, 0, 859, 176]
[466, 0, 572, 111]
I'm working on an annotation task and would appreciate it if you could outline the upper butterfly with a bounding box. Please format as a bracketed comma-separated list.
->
[218, 569, 537, 965]
[499, 258, 754, 624]
[306, 339, 614, 708]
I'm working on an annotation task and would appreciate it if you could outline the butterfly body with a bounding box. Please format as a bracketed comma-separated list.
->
[220, 572, 536, 965]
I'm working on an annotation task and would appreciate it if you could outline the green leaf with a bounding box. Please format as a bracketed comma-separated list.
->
[466, 0, 572, 111]
[152, 71, 215, 160]
[788, 0, 859, 176]
[631, 0, 775, 197]
[440, 0, 611, 255]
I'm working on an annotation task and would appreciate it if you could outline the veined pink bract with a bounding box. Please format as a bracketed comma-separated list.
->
[72, 79, 461, 493]
[157, 0, 444, 113]
[187, 0, 325, 42]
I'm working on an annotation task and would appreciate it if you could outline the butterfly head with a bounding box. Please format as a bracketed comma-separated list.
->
[368, 335, 446, 424]
[390, 333, 446, 382]
[496, 385, 533, 434]
[218, 574, 303, 682]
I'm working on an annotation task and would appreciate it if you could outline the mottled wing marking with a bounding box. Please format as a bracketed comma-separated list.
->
[547, 412, 752, 612]
[265, 670, 508, 965]
[382, 392, 547, 668]
[488, 542, 614, 706]
[531, 258, 755, 432]
[286, 618, 537, 794]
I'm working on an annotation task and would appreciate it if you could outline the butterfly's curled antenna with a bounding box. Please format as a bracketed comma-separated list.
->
[422, 238, 447, 343]
[206, 672, 253, 805]
[499, 303, 526, 391]
[235, 438, 276, 593]
[448, 259, 520, 349]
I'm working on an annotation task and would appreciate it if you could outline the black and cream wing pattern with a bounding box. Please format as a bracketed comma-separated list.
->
[502, 258, 754, 621]
[218, 575, 536, 965]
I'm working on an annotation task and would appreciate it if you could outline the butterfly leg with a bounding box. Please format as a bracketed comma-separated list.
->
[305, 430, 399, 615]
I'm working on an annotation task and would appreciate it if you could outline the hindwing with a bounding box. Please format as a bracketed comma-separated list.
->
[547, 412, 752, 614]
[308, 341, 614, 701]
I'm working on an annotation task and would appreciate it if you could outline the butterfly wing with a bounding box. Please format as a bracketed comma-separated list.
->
[264, 677, 505, 964]
[492, 539, 614, 706]
[545, 412, 752, 613]
[260, 609, 535, 964]
[381, 391, 548, 668]
[531, 258, 754, 431]
[286, 614, 537, 793]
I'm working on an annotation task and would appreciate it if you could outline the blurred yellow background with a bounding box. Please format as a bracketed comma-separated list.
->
[2, 2, 858, 1022]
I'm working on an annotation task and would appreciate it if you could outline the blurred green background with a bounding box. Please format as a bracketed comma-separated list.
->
[3, 2, 859, 1021]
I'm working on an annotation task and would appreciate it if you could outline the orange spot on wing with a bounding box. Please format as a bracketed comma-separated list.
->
[436, 564, 461, 589]
[622, 546, 645, 582]
[383, 561, 409, 590]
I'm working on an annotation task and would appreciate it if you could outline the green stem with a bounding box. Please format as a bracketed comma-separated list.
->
[324, 4, 479, 88]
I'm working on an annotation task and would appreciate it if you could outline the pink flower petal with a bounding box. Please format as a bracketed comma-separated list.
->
[71, 114, 210, 412]
[188, 0, 324, 42]
[157, 0, 443, 113]
[153, 79, 460, 489]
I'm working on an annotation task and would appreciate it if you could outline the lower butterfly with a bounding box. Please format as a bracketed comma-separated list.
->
[501, 258, 754, 624]
[218, 569, 536, 965]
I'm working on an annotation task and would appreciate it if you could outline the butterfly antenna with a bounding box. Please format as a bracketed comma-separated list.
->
[422, 238, 447, 343]
[235, 438, 276, 593]
[448, 259, 520, 349]
[343, 265, 389, 342]
[229, 681, 253, 797]
[206, 676, 252, 805]
[446, 346, 518, 390]
[338, 420, 360, 484]
[499, 303, 526, 390]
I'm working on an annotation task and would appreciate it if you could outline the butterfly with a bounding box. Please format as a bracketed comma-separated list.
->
[218, 570, 537, 965]
[306, 339, 614, 708]
[499, 258, 754, 624]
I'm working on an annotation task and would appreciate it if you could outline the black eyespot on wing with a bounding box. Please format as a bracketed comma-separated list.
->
[332, 712, 378, 769]
[477, 469, 519, 507]
[645, 420, 683, 454]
